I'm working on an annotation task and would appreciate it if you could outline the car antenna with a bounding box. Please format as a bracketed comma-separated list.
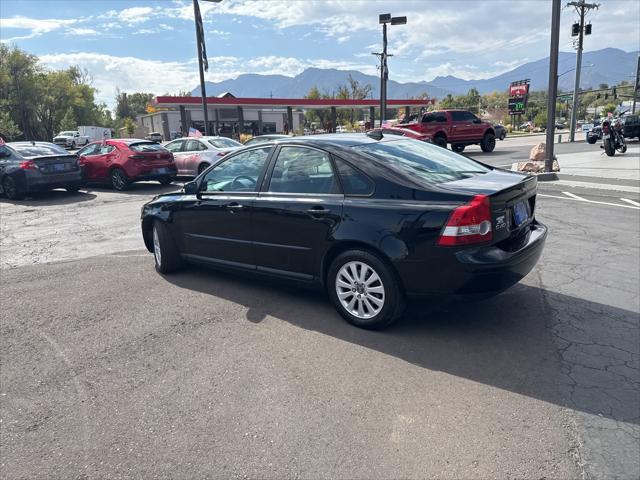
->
[366, 130, 383, 141]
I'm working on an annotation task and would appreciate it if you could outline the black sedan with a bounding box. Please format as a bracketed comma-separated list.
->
[0, 141, 83, 200]
[493, 124, 507, 141]
[141, 134, 547, 329]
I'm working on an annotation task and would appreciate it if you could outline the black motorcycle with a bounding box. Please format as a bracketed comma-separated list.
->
[601, 112, 627, 157]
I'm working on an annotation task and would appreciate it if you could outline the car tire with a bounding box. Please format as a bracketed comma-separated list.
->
[158, 177, 173, 185]
[433, 135, 447, 149]
[152, 220, 182, 274]
[452, 143, 465, 153]
[197, 163, 209, 175]
[71, 141, 76, 149]
[500, 132, 506, 140]
[110, 167, 129, 191]
[587, 136, 597, 144]
[480, 132, 496, 152]
[2, 176, 25, 200]
[327, 249, 405, 330]
[65, 185, 81, 193]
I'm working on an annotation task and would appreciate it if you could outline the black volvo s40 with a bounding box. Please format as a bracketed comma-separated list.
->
[141, 134, 547, 329]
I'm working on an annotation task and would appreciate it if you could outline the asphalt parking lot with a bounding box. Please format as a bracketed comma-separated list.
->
[1, 136, 638, 479]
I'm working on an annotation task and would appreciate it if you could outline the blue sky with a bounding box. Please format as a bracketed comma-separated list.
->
[1, 0, 638, 108]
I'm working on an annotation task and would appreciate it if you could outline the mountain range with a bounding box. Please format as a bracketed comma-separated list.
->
[192, 48, 638, 100]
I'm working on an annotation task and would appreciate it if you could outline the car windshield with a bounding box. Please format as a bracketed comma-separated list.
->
[208, 138, 242, 149]
[129, 142, 165, 152]
[354, 139, 490, 184]
[10, 143, 69, 157]
[59, 131, 76, 136]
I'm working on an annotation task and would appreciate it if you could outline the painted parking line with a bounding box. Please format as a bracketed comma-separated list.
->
[537, 192, 640, 210]
[620, 198, 640, 207]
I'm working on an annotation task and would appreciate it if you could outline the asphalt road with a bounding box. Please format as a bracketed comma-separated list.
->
[1, 139, 638, 479]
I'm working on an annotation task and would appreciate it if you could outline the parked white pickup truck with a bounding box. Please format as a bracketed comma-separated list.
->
[53, 131, 90, 149]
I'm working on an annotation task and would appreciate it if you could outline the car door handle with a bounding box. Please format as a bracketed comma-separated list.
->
[307, 207, 331, 215]
[226, 202, 244, 211]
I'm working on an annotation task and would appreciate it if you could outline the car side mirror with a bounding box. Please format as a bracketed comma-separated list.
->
[184, 181, 198, 195]
[473, 118, 481, 124]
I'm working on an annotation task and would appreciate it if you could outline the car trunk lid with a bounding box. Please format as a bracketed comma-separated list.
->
[29, 154, 80, 174]
[440, 169, 537, 246]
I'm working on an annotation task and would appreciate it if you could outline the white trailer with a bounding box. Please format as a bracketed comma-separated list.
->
[78, 126, 111, 142]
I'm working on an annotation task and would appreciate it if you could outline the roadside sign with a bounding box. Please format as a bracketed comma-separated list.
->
[508, 97, 527, 115]
[558, 95, 572, 102]
[581, 123, 593, 132]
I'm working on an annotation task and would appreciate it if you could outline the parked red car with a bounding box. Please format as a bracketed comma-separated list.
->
[397, 110, 496, 153]
[77, 139, 177, 190]
[366, 127, 432, 142]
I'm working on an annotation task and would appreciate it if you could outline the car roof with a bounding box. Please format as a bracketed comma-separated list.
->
[259, 133, 401, 147]
[8, 141, 58, 147]
[108, 138, 150, 145]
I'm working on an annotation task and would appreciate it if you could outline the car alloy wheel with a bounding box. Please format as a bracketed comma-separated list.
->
[153, 226, 162, 267]
[3, 176, 23, 200]
[111, 168, 128, 190]
[335, 261, 385, 319]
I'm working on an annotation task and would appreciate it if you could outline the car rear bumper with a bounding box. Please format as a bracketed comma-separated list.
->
[22, 171, 84, 191]
[402, 221, 547, 297]
[130, 167, 177, 182]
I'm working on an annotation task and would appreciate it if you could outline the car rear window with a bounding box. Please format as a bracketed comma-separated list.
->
[129, 142, 166, 152]
[208, 138, 242, 149]
[354, 139, 490, 184]
[9, 143, 69, 157]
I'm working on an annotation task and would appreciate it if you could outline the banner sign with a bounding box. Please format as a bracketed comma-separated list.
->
[509, 84, 529, 97]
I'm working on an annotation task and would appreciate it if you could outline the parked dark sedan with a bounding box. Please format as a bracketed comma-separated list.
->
[0, 141, 83, 200]
[141, 134, 547, 329]
[493, 124, 507, 141]
[243, 134, 290, 146]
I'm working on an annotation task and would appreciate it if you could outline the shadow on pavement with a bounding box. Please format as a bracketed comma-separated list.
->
[85, 181, 183, 196]
[164, 264, 639, 425]
[0, 189, 97, 206]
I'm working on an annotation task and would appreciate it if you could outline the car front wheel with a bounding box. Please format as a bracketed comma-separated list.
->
[452, 143, 465, 153]
[327, 250, 405, 330]
[152, 220, 182, 274]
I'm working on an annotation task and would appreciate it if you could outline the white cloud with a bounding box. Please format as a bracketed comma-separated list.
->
[65, 27, 98, 37]
[0, 16, 77, 41]
[117, 6, 154, 25]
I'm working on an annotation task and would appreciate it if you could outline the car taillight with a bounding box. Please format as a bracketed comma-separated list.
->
[437, 194, 493, 246]
[19, 161, 38, 170]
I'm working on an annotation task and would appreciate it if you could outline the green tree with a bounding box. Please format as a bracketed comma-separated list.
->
[123, 117, 136, 136]
[534, 111, 547, 128]
[0, 111, 21, 140]
[59, 108, 77, 131]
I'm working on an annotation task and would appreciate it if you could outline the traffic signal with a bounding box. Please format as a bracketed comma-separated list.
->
[585, 23, 592, 35]
[571, 23, 580, 36]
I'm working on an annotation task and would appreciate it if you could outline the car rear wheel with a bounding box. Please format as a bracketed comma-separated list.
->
[452, 143, 465, 153]
[327, 250, 405, 330]
[480, 132, 496, 152]
[66, 185, 80, 193]
[587, 136, 597, 144]
[110, 167, 129, 191]
[433, 135, 447, 149]
[71, 141, 76, 149]
[158, 177, 173, 185]
[2, 176, 25, 200]
[197, 163, 209, 175]
[152, 220, 182, 274]
[500, 132, 506, 140]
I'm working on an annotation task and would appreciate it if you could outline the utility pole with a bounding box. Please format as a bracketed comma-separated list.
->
[545, 0, 561, 172]
[567, 0, 599, 142]
[633, 55, 640, 114]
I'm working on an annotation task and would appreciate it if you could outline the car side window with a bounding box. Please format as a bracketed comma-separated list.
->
[268, 146, 339, 195]
[98, 144, 114, 154]
[334, 158, 374, 196]
[185, 140, 202, 152]
[200, 147, 271, 193]
[78, 144, 99, 156]
[165, 140, 184, 153]
[422, 114, 434, 123]
[0, 145, 14, 160]
[451, 111, 466, 122]
[196, 141, 209, 151]
[435, 113, 448, 122]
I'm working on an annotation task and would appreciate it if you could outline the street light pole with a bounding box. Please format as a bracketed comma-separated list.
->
[376, 13, 406, 128]
[192, 0, 221, 136]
